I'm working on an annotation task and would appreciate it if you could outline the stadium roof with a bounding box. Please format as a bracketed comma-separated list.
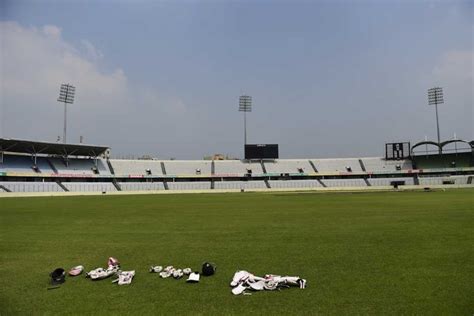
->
[411, 139, 473, 155]
[0, 138, 109, 157]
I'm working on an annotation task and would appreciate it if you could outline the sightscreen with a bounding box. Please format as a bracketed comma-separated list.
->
[245, 144, 279, 159]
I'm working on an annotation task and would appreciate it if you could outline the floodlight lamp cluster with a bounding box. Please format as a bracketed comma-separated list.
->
[428, 87, 444, 105]
[239, 95, 252, 112]
[58, 84, 76, 104]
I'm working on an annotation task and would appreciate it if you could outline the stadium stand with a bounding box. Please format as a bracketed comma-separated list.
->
[0, 154, 54, 174]
[0, 181, 64, 192]
[1, 138, 473, 194]
[164, 160, 212, 176]
[313, 158, 364, 173]
[361, 158, 412, 172]
[167, 181, 211, 190]
[268, 180, 323, 189]
[367, 177, 415, 186]
[214, 180, 267, 190]
[63, 182, 117, 192]
[119, 182, 165, 191]
[321, 179, 368, 187]
[263, 159, 314, 174]
[418, 175, 470, 186]
[109, 159, 163, 176]
[413, 152, 472, 169]
[48, 158, 110, 175]
[213, 160, 264, 175]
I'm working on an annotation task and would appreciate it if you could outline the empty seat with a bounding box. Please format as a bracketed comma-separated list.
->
[119, 182, 165, 191]
[0, 181, 63, 192]
[368, 177, 415, 186]
[362, 158, 412, 172]
[268, 180, 323, 188]
[312, 158, 363, 173]
[167, 182, 211, 190]
[164, 161, 212, 176]
[321, 179, 367, 187]
[214, 161, 264, 175]
[213, 181, 267, 189]
[109, 159, 163, 176]
[264, 160, 314, 174]
[63, 182, 117, 192]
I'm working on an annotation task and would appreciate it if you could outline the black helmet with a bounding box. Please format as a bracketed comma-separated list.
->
[202, 262, 216, 276]
[50, 268, 66, 285]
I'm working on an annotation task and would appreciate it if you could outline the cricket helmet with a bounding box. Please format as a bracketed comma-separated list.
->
[202, 262, 216, 276]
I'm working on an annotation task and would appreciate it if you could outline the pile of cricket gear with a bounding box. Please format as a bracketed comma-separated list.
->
[85, 257, 135, 285]
[150, 265, 193, 281]
[49, 260, 308, 295]
[149, 262, 215, 283]
[230, 270, 306, 295]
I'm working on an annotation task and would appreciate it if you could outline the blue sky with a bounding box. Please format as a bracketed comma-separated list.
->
[1, 0, 472, 158]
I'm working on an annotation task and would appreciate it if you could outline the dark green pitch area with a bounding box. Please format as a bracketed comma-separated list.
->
[1, 189, 473, 315]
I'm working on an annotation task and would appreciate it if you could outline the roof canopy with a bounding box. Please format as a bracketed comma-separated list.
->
[0, 138, 109, 157]
[411, 139, 473, 154]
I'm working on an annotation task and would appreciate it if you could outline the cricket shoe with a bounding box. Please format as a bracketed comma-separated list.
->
[173, 269, 184, 279]
[159, 271, 172, 278]
[150, 266, 163, 273]
[86, 267, 117, 280]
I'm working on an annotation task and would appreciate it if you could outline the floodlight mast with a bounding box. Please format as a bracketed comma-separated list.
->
[428, 87, 443, 153]
[239, 95, 252, 146]
[57, 84, 75, 144]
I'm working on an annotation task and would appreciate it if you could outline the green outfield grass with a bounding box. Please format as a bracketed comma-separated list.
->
[1, 189, 473, 315]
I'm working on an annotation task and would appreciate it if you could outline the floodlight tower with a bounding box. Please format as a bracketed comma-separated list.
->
[57, 84, 75, 144]
[239, 95, 252, 145]
[427, 87, 443, 153]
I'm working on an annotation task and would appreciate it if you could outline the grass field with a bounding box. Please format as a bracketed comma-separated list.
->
[1, 189, 473, 315]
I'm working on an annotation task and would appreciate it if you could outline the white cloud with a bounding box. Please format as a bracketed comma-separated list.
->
[3, 22, 470, 159]
[1, 21, 128, 109]
[42, 25, 62, 39]
[80, 39, 104, 61]
[0, 21, 194, 157]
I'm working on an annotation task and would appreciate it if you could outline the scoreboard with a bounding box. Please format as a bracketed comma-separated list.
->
[245, 144, 279, 160]
[385, 142, 411, 160]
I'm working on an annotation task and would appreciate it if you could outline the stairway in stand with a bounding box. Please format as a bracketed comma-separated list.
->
[107, 159, 115, 175]
[309, 160, 318, 173]
[161, 162, 169, 190]
[0, 185, 11, 192]
[112, 180, 122, 191]
[211, 160, 215, 189]
[47, 158, 58, 174]
[414, 174, 420, 185]
[56, 181, 69, 192]
[358, 159, 366, 172]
